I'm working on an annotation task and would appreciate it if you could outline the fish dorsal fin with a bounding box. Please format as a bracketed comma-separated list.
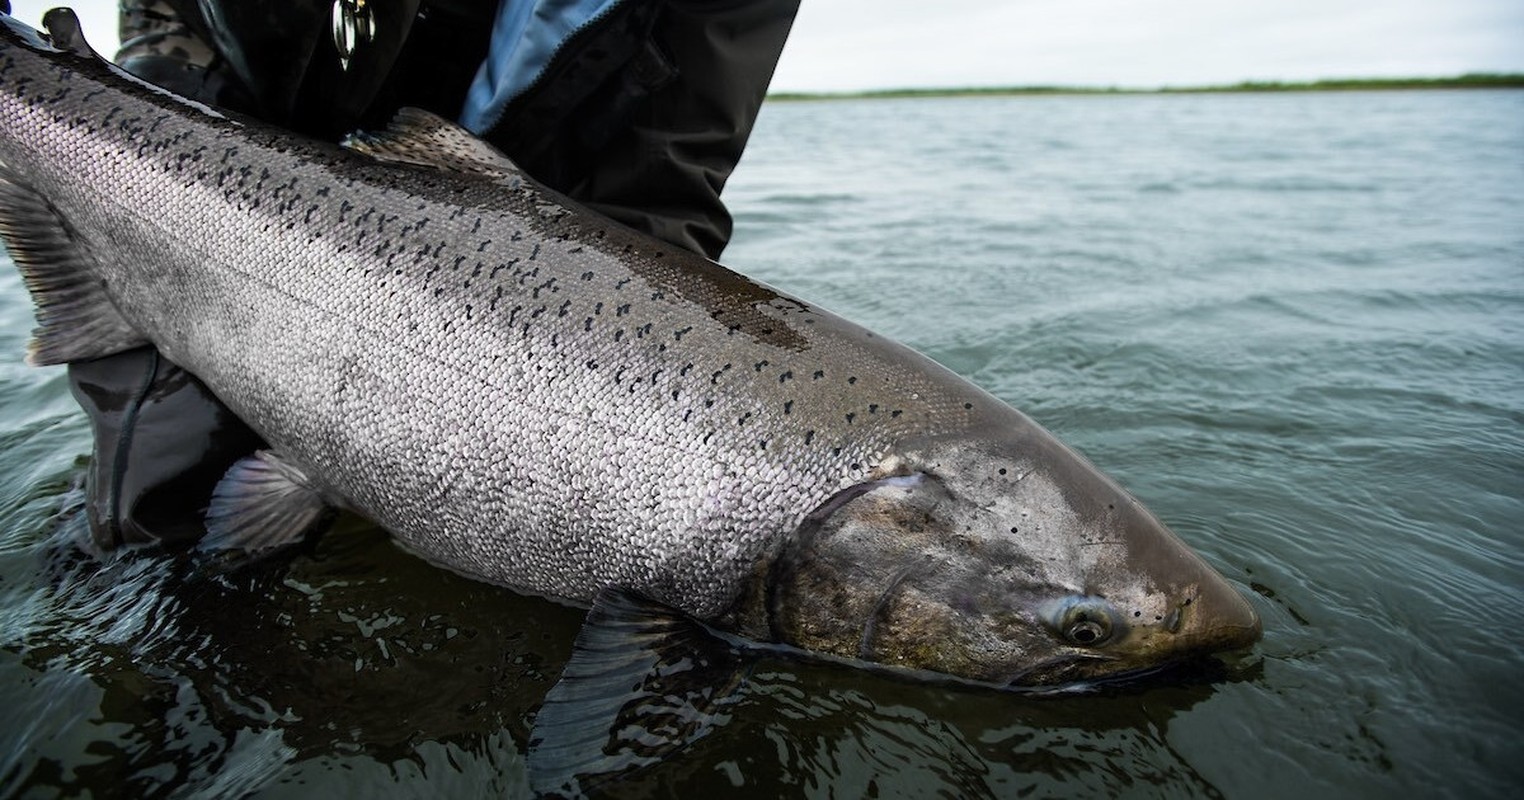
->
[41, 7, 101, 59]
[343, 108, 525, 186]
[200, 450, 334, 553]
[527, 588, 753, 798]
[0, 171, 147, 365]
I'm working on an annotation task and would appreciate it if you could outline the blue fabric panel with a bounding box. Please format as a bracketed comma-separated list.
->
[459, 0, 625, 133]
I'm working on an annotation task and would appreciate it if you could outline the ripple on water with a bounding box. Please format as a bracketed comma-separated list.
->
[3, 90, 1523, 797]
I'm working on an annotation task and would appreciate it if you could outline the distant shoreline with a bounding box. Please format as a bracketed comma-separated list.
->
[767, 73, 1524, 101]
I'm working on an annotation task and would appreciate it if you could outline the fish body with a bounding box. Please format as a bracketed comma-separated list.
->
[0, 10, 1258, 688]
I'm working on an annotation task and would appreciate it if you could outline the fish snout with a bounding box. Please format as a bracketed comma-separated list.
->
[1171, 574, 1263, 652]
[1123, 574, 1263, 665]
[1019, 574, 1261, 688]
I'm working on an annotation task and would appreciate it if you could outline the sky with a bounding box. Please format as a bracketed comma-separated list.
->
[9, 0, 1524, 92]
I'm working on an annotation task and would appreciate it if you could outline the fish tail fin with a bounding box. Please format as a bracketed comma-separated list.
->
[0, 169, 148, 365]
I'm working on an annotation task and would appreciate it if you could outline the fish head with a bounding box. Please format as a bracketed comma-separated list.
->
[762, 419, 1261, 688]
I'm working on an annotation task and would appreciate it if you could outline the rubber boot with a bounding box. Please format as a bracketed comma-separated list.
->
[67, 349, 266, 549]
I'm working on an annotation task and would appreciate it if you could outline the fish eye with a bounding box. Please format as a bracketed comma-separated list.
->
[1047, 596, 1120, 648]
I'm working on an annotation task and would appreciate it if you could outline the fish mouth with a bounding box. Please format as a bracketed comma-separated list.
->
[1003, 649, 1247, 693]
[1004, 653, 1121, 690]
[1006, 599, 1262, 691]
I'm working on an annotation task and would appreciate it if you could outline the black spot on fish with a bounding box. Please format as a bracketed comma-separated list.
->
[783, 400, 793, 415]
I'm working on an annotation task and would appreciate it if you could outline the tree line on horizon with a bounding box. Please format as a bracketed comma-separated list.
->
[768, 73, 1524, 101]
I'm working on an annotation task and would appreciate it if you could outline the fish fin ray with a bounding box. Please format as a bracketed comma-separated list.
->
[0, 171, 147, 365]
[342, 108, 524, 185]
[201, 451, 333, 553]
[527, 588, 752, 798]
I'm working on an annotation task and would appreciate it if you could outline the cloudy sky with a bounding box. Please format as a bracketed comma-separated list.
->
[10, 0, 1523, 92]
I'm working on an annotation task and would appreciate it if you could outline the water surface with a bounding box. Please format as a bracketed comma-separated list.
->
[3, 90, 1522, 797]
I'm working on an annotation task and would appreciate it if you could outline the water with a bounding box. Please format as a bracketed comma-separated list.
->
[3, 90, 1521, 797]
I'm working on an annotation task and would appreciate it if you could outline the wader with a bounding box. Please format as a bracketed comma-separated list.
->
[73, 0, 798, 548]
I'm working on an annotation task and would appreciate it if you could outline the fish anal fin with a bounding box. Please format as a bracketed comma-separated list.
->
[527, 588, 752, 798]
[201, 451, 334, 553]
[0, 172, 148, 365]
[343, 108, 524, 186]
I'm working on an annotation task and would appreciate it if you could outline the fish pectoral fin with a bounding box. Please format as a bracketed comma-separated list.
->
[0, 171, 149, 365]
[200, 450, 334, 553]
[527, 587, 753, 798]
[342, 107, 525, 187]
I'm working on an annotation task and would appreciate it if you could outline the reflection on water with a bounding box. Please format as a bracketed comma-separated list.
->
[5, 506, 1249, 798]
[4, 90, 1523, 797]
[5, 509, 583, 795]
